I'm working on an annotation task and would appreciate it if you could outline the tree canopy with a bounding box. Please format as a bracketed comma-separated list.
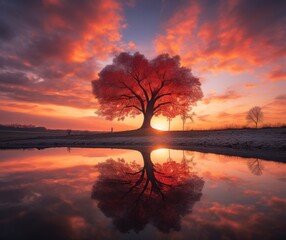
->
[92, 148, 204, 233]
[92, 52, 203, 129]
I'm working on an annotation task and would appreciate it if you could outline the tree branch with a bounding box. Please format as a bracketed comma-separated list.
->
[120, 81, 145, 113]
[147, 80, 153, 96]
[154, 101, 172, 112]
[121, 105, 143, 113]
[155, 93, 171, 101]
[152, 74, 171, 99]
[127, 70, 150, 102]
[118, 94, 136, 100]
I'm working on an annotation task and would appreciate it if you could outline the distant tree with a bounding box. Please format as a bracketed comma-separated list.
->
[181, 111, 195, 131]
[92, 52, 203, 129]
[246, 106, 263, 128]
[166, 116, 173, 131]
[67, 129, 72, 136]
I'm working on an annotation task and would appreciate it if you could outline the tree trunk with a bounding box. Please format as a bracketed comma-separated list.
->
[139, 148, 162, 197]
[140, 102, 154, 129]
[140, 112, 153, 129]
[140, 149, 156, 181]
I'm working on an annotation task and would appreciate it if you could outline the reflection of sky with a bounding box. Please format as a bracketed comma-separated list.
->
[0, 148, 285, 239]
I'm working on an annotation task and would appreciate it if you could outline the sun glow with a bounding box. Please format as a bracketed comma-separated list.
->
[151, 149, 169, 162]
[151, 118, 168, 131]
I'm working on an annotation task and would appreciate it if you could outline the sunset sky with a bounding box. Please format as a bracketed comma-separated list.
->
[0, 0, 285, 131]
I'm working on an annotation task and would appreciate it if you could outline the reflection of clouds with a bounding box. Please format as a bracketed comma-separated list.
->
[183, 199, 286, 239]
[0, 148, 285, 239]
[243, 190, 262, 196]
[69, 216, 87, 237]
[0, 163, 119, 240]
[22, 191, 42, 204]
[277, 176, 286, 182]
[203, 171, 242, 186]
[267, 196, 286, 209]
[0, 148, 139, 173]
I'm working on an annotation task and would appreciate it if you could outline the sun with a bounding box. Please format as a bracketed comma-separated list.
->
[151, 118, 168, 131]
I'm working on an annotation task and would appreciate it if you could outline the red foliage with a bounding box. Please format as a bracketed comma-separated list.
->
[92, 150, 204, 233]
[92, 52, 203, 128]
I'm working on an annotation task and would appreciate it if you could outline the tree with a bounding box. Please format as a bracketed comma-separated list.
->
[92, 52, 203, 129]
[92, 147, 204, 233]
[246, 106, 263, 128]
[181, 111, 195, 131]
[166, 116, 173, 131]
[248, 158, 263, 176]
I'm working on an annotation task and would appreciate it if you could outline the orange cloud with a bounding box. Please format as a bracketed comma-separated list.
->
[267, 68, 286, 82]
[244, 83, 257, 88]
[0, 0, 131, 125]
[155, 2, 201, 56]
[41, 0, 124, 63]
[262, 94, 286, 124]
[203, 90, 241, 104]
[155, 0, 286, 74]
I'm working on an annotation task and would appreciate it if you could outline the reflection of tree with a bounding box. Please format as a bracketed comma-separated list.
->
[91, 148, 204, 233]
[248, 158, 264, 176]
[182, 150, 196, 170]
[167, 149, 172, 162]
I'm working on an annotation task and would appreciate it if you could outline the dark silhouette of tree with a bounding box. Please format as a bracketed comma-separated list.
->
[181, 111, 195, 131]
[246, 106, 263, 128]
[92, 52, 203, 129]
[248, 158, 264, 176]
[91, 148, 204, 233]
[67, 129, 72, 136]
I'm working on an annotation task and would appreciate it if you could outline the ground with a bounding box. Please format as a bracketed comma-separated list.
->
[0, 127, 285, 162]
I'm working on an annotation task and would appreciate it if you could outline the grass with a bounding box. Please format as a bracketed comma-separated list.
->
[0, 130, 67, 141]
[1, 125, 285, 142]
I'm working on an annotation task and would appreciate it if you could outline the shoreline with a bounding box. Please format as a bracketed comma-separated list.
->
[0, 128, 285, 162]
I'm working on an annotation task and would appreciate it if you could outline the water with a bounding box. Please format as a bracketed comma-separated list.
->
[0, 148, 285, 240]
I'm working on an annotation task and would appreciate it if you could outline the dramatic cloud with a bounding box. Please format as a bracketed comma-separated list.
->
[0, 0, 128, 109]
[267, 67, 286, 82]
[243, 83, 257, 89]
[203, 90, 241, 104]
[155, 0, 286, 74]
[262, 94, 286, 124]
[0, 0, 285, 129]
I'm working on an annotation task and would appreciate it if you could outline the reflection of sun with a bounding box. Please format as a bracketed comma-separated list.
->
[151, 149, 169, 162]
[152, 119, 168, 131]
